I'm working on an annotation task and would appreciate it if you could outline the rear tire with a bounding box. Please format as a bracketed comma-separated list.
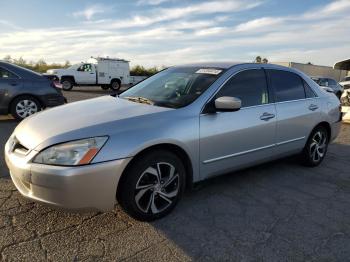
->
[110, 80, 121, 91]
[10, 96, 41, 121]
[301, 126, 329, 167]
[118, 150, 186, 221]
[61, 79, 74, 91]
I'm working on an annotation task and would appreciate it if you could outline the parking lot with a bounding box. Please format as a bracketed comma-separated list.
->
[1, 86, 350, 261]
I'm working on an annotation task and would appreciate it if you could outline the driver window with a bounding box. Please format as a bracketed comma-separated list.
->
[217, 69, 269, 107]
[77, 64, 92, 72]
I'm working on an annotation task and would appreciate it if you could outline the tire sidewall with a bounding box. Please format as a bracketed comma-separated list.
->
[61, 79, 73, 91]
[10, 96, 41, 121]
[119, 150, 186, 221]
[110, 80, 120, 91]
[303, 126, 329, 167]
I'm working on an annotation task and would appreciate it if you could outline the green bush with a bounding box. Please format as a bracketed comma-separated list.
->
[3, 55, 71, 73]
[130, 65, 160, 76]
[3, 55, 161, 76]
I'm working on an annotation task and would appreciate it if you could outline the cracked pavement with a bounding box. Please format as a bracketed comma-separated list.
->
[1, 87, 350, 261]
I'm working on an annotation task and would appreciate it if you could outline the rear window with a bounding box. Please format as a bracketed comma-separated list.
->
[328, 79, 337, 86]
[268, 70, 305, 102]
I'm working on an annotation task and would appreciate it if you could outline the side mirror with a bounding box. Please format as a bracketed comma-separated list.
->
[215, 96, 241, 111]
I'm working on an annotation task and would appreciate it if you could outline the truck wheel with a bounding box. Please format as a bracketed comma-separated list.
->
[10, 96, 41, 121]
[61, 79, 74, 91]
[110, 80, 121, 91]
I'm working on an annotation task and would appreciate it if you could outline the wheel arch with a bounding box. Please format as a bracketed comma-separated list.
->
[8, 94, 44, 113]
[60, 75, 76, 85]
[117, 143, 194, 196]
[308, 121, 332, 142]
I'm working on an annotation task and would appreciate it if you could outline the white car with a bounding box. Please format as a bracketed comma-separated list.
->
[47, 57, 130, 91]
[340, 76, 350, 90]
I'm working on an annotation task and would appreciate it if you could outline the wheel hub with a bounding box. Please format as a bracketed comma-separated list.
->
[134, 162, 180, 214]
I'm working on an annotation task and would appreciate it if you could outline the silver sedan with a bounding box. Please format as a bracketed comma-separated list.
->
[5, 63, 341, 221]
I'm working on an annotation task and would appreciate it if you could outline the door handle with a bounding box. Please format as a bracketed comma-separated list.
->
[10, 82, 18, 86]
[90, 72, 94, 74]
[308, 104, 318, 111]
[260, 112, 275, 121]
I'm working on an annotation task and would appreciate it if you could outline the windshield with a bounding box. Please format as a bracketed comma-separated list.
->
[120, 67, 224, 108]
[342, 76, 350, 81]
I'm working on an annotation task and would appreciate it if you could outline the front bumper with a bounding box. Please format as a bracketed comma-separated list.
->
[5, 140, 131, 211]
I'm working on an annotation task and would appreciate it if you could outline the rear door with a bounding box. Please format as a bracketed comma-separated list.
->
[0, 67, 22, 112]
[199, 69, 277, 179]
[267, 69, 321, 155]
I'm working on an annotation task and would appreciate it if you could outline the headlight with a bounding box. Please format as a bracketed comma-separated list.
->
[33, 137, 108, 166]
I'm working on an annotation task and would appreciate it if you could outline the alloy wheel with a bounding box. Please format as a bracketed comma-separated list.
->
[309, 131, 327, 162]
[135, 162, 179, 214]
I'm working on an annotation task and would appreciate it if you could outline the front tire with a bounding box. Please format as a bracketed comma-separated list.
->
[118, 150, 186, 221]
[61, 79, 74, 91]
[301, 126, 329, 167]
[10, 96, 41, 120]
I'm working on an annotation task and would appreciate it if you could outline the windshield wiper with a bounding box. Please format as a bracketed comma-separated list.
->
[123, 96, 154, 105]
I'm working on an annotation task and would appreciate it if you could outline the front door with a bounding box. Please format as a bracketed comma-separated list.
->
[75, 63, 96, 84]
[199, 69, 277, 180]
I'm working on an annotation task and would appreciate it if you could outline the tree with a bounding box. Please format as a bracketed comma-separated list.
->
[2, 55, 72, 73]
[130, 65, 159, 76]
[3, 55, 12, 62]
[255, 56, 268, 64]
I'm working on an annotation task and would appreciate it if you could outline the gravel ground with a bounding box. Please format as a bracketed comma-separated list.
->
[1, 87, 350, 261]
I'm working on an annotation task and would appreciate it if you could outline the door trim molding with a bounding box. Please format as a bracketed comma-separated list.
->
[203, 143, 275, 164]
[202, 136, 306, 164]
[275, 136, 305, 146]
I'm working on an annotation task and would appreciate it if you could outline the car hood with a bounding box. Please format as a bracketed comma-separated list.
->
[14, 96, 172, 150]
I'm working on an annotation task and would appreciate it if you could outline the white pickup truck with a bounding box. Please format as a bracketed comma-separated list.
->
[47, 57, 131, 91]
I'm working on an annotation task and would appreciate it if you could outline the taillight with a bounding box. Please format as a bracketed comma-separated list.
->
[52, 81, 62, 89]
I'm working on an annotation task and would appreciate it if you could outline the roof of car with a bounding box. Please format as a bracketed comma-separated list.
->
[176, 62, 242, 69]
[0, 61, 43, 79]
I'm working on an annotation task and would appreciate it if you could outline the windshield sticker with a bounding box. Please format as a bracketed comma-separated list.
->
[196, 69, 222, 75]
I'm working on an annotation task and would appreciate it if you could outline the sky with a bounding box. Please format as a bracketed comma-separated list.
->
[0, 0, 349, 67]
